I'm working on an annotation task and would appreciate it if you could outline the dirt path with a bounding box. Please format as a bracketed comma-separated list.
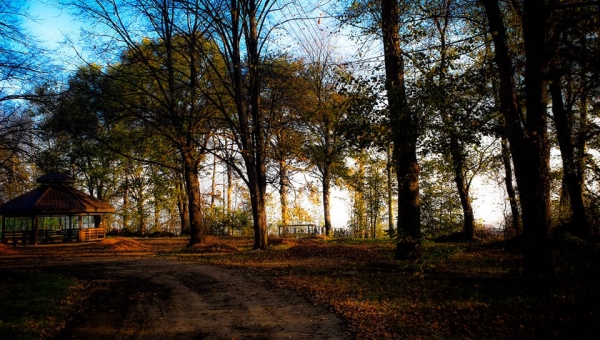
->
[40, 258, 349, 340]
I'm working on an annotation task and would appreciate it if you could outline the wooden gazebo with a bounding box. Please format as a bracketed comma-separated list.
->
[0, 172, 115, 245]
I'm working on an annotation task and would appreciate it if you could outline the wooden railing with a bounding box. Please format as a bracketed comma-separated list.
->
[278, 224, 323, 238]
[331, 228, 352, 238]
[78, 228, 105, 242]
[278, 225, 353, 238]
[2, 231, 32, 246]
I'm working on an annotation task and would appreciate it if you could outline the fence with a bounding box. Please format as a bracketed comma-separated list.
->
[278, 224, 323, 238]
[278, 225, 353, 238]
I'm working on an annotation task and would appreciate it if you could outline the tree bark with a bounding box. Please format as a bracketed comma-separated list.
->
[279, 159, 289, 226]
[227, 161, 233, 216]
[183, 153, 205, 246]
[176, 175, 190, 236]
[387, 144, 395, 234]
[322, 167, 332, 236]
[381, 0, 421, 245]
[210, 154, 217, 209]
[122, 172, 130, 230]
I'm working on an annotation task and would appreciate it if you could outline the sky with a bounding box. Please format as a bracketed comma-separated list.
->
[21, 0, 508, 230]
[26, 1, 75, 48]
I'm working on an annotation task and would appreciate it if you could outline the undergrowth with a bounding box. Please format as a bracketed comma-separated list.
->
[0, 270, 81, 340]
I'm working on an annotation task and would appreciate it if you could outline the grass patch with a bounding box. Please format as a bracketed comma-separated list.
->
[0, 270, 81, 340]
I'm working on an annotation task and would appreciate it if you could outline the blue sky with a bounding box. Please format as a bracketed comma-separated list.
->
[26, 1, 75, 48]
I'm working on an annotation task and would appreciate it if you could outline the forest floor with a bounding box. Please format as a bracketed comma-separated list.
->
[1, 234, 599, 339]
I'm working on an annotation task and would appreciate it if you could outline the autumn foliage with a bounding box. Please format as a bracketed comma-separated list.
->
[0, 243, 19, 255]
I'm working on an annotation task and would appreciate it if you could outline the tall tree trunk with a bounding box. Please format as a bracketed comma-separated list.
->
[550, 70, 588, 237]
[449, 138, 475, 239]
[575, 93, 588, 194]
[210, 154, 217, 209]
[228, 0, 269, 249]
[279, 159, 289, 226]
[227, 161, 233, 216]
[381, 0, 421, 246]
[322, 167, 332, 236]
[138, 195, 146, 235]
[434, 0, 474, 239]
[249, 0, 268, 250]
[246, 161, 268, 249]
[387, 143, 395, 234]
[355, 158, 367, 237]
[501, 136, 521, 235]
[229, 0, 269, 250]
[183, 153, 205, 246]
[521, 0, 554, 276]
[122, 172, 130, 230]
[176, 174, 189, 236]
[480, 0, 554, 276]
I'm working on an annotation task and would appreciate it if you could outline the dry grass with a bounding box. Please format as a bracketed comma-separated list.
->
[0, 243, 19, 255]
[184, 242, 239, 254]
[91, 237, 152, 251]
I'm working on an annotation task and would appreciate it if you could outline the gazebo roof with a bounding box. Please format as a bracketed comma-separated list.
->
[0, 172, 115, 216]
[36, 171, 76, 184]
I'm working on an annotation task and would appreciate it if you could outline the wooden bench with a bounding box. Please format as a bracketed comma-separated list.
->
[40, 230, 64, 243]
[3, 232, 31, 246]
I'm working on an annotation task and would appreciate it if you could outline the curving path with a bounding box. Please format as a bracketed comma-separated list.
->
[52, 258, 349, 340]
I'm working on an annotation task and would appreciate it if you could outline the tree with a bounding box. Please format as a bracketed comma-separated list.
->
[35, 66, 123, 200]
[0, 0, 49, 103]
[347, 150, 387, 238]
[192, 0, 287, 250]
[260, 56, 308, 227]
[68, 0, 225, 246]
[380, 0, 421, 255]
[479, 0, 555, 275]
[500, 135, 521, 235]
[0, 106, 34, 197]
[0, 0, 48, 190]
[547, 3, 600, 237]
[299, 65, 355, 236]
[420, 155, 464, 235]
[413, 0, 498, 240]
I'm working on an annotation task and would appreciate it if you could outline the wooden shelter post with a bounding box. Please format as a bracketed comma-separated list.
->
[32, 216, 38, 245]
